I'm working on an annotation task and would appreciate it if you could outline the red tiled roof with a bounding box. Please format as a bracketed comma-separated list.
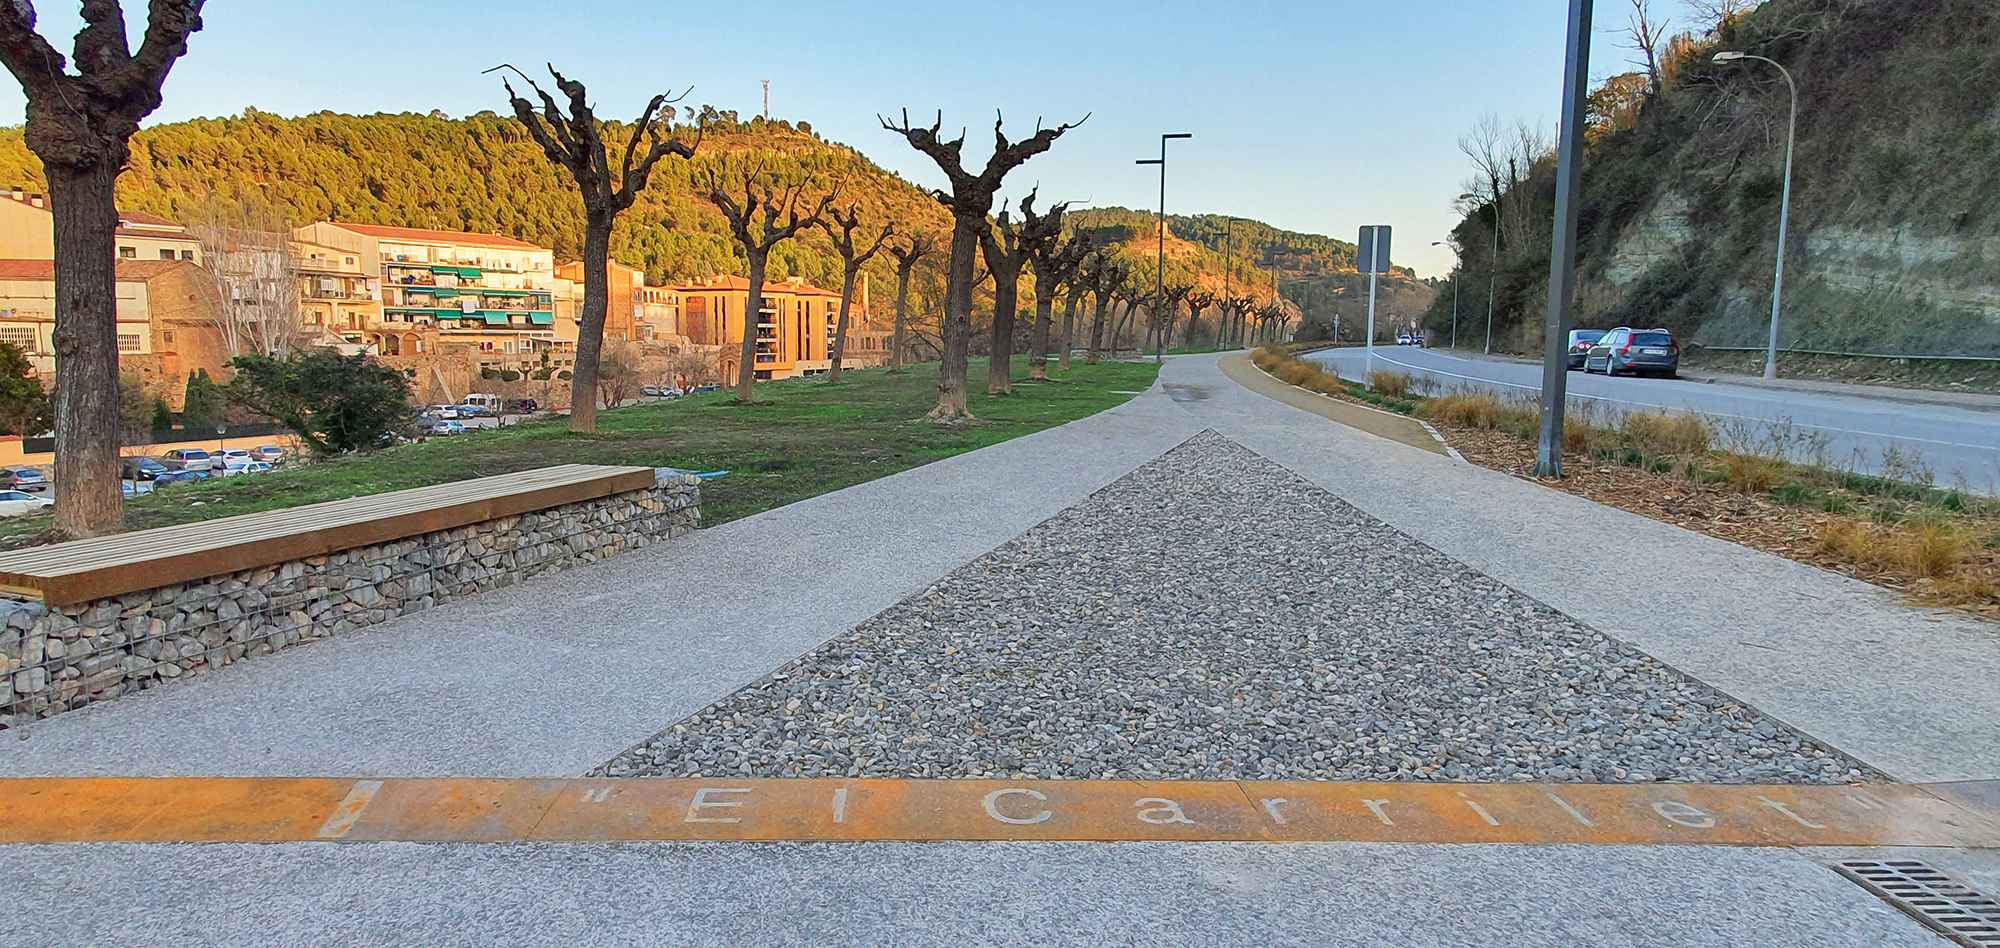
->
[328, 222, 545, 250]
[115, 209, 185, 230]
[0, 259, 195, 281]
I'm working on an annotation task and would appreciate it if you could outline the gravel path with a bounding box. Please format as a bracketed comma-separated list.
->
[601, 431, 1872, 784]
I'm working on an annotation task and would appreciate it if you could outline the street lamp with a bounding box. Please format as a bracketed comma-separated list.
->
[1222, 216, 1239, 348]
[1715, 50, 1797, 380]
[1433, 240, 1460, 350]
[1135, 132, 1192, 364]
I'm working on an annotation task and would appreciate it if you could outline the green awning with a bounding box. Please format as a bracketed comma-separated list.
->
[456, 266, 482, 278]
[428, 265, 459, 275]
[479, 312, 511, 326]
[430, 287, 458, 297]
[476, 288, 533, 297]
[528, 312, 553, 325]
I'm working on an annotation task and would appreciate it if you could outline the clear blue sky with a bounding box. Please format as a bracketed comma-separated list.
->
[0, 0, 1704, 278]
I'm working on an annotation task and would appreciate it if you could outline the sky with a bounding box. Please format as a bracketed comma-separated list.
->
[0, 0, 1711, 278]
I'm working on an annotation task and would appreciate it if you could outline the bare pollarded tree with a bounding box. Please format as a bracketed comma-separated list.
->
[819, 204, 893, 383]
[1020, 201, 1086, 381]
[1181, 288, 1215, 351]
[702, 170, 836, 401]
[881, 110, 1083, 420]
[1083, 254, 1128, 364]
[979, 202, 1027, 394]
[1154, 283, 1195, 356]
[887, 232, 937, 372]
[0, 0, 206, 537]
[189, 221, 304, 357]
[495, 63, 697, 433]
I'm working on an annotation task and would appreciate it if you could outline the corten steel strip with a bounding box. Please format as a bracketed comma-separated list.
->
[3, 778, 1998, 847]
[0, 465, 657, 606]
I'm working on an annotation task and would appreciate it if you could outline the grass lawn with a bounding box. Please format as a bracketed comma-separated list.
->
[0, 358, 1160, 549]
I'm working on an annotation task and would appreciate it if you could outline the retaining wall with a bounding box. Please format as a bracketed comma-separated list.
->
[0, 469, 700, 726]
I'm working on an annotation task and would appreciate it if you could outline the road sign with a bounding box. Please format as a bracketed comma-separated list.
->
[1357, 226, 1392, 274]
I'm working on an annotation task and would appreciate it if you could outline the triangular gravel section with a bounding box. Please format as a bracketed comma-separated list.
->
[599, 430, 1871, 784]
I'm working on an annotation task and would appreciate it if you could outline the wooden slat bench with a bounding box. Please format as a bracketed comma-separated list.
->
[0, 464, 658, 607]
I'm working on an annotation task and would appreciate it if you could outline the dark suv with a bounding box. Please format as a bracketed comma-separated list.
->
[1586, 327, 1680, 377]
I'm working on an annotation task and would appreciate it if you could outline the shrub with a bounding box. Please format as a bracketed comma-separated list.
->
[480, 367, 498, 380]
[557, 370, 573, 380]
[1367, 370, 1411, 398]
[1721, 453, 1784, 494]
[1816, 519, 1970, 580]
[499, 370, 522, 382]
[1622, 411, 1710, 457]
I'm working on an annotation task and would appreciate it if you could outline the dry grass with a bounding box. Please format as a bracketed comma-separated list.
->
[1254, 346, 1349, 398]
[1416, 392, 1503, 430]
[1817, 518, 1977, 582]
[1367, 369, 1411, 399]
[1721, 453, 1787, 494]
[1623, 411, 1711, 458]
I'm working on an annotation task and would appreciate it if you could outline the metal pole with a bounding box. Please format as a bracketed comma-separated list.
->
[1485, 216, 1498, 354]
[1365, 231, 1379, 376]
[1223, 218, 1233, 349]
[1155, 143, 1166, 363]
[1451, 275, 1459, 350]
[1765, 60, 1797, 380]
[1535, 0, 1593, 479]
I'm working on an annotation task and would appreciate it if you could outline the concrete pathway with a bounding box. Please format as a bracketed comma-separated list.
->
[7, 352, 2000, 947]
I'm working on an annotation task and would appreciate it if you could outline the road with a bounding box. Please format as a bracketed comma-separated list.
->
[1315, 346, 2000, 493]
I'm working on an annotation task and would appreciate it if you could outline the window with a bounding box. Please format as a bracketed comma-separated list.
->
[118, 247, 136, 259]
[344, 256, 356, 266]
[161, 331, 174, 344]
[159, 249, 175, 260]
[0, 327, 34, 352]
[181, 250, 194, 260]
[116, 333, 141, 352]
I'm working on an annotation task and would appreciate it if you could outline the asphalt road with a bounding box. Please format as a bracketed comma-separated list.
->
[1315, 346, 2000, 493]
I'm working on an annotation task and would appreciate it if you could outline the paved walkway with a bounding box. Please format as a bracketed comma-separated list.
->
[7, 352, 2000, 946]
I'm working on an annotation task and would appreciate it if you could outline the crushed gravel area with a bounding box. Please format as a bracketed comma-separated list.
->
[601, 430, 1873, 784]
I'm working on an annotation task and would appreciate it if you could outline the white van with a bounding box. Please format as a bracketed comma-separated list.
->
[462, 393, 503, 414]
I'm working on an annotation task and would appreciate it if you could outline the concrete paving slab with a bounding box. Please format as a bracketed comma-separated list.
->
[0, 840, 1943, 948]
[0, 387, 1202, 778]
[1184, 352, 2000, 783]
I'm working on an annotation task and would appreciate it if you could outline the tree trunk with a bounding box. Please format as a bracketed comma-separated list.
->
[828, 266, 855, 383]
[932, 214, 979, 420]
[48, 161, 124, 538]
[1086, 295, 1109, 365]
[986, 268, 1017, 394]
[1058, 293, 1077, 372]
[1027, 293, 1053, 380]
[890, 264, 912, 372]
[568, 213, 612, 432]
[735, 251, 768, 401]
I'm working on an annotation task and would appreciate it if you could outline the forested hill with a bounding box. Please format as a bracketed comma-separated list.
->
[1068, 208, 1433, 340]
[0, 109, 955, 294]
[1435, 0, 2000, 360]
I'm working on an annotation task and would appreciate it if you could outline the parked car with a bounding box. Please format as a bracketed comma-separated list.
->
[452, 404, 489, 418]
[252, 445, 286, 465]
[0, 467, 47, 491]
[216, 448, 254, 466]
[217, 457, 272, 477]
[641, 384, 662, 397]
[1567, 329, 1608, 369]
[1585, 327, 1681, 377]
[121, 456, 172, 481]
[660, 386, 685, 398]
[429, 405, 461, 420]
[428, 420, 467, 436]
[506, 397, 539, 413]
[160, 447, 215, 472]
[0, 489, 52, 517]
[693, 383, 720, 393]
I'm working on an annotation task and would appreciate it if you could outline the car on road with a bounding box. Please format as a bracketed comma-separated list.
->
[252, 445, 286, 466]
[641, 384, 662, 397]
[1585, 327, 1681, 377]
[0, 489, 51, 517]
[452, 403, 489, 418]
[1395, 332, 1425, 347]
[216, 448, 254, 466]
[217, 457, 272, 477]
[693, 383, 720, 393]
[427, 420, 467, 436]
[121, 456, 173, 481]
[1566, 329, 1607, 369]
[160, 447, 215, 472]
[0, 467, 47, 491]
[428, 405, 461, 420]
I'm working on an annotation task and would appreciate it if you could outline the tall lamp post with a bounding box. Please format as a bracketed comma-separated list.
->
[1135, 132, 1192, 364]
[1716, 51, 1797, 381]
[1533, 0, 1594, 479]
[1433, 240, 1460, 349]
[1222, 216, 1238, 349]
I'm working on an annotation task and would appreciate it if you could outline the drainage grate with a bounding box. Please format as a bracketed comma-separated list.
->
[1835, 860, 2000, 947]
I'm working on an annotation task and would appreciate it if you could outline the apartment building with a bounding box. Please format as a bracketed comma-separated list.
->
[294, 222, 571, 372]
[0, 258, 229, 396]
[669, 274, 889, 380]
[0, 191, 204, 264]
[294, 241, 381, 346]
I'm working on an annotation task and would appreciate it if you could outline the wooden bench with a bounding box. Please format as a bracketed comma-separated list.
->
[0, 464, 658, 607]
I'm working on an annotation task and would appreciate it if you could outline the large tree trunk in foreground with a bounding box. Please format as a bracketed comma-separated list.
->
[986, 270, 1018, 394]
[934, 214, 979, 418]
[568, 214, 612, 431]
[49, 161, 124, 537]
[735, 252, 769, 401]
[890, 265, 912, 371]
